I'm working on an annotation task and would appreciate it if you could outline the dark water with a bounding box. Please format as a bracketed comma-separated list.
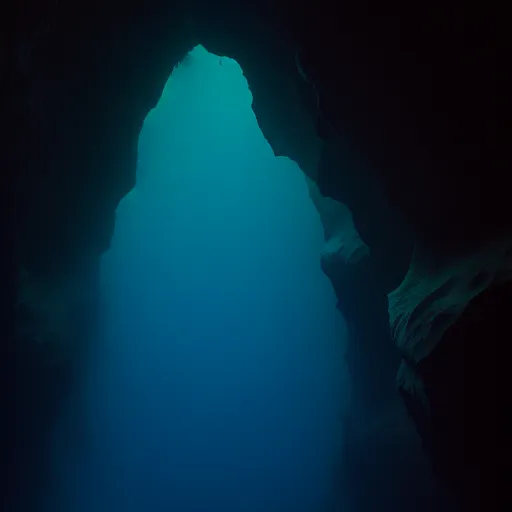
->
[48, 45, 350, 512]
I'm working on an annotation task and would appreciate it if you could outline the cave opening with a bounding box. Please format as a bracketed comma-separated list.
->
[48, 45, 350, 512]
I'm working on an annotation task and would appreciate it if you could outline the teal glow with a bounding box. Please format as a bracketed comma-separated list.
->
[50, 45, 348, 512]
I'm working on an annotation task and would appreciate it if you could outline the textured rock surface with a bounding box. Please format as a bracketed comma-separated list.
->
[390, 238, 512, 365]
[305, 176, 369, 267]
[1, 1, 505, 510]
[389, 239, 510, 502]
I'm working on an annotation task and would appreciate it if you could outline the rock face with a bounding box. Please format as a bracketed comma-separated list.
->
[305, 176, 369, 267]
[390, 239, 512, 366]
[389, 239, 510, 505]
[1, 1, 505, 511]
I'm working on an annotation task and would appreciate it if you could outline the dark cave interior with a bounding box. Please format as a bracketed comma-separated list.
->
[0, 1, 504, 511]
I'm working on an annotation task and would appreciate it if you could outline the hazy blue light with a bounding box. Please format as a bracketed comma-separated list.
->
[50, 45, 348, 512]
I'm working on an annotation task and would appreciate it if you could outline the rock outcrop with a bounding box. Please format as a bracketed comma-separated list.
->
[391, 238, 511, 371]
[389, 238, 510, 504]
[305, 176, 369, 267]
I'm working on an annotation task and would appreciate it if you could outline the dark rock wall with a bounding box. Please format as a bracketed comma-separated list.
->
[1, 1, 505, 511]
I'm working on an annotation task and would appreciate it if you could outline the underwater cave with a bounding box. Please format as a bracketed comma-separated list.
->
[2, 4, 503, 512]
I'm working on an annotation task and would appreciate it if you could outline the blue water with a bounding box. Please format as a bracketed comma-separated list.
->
[50, 45, 349, 512]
